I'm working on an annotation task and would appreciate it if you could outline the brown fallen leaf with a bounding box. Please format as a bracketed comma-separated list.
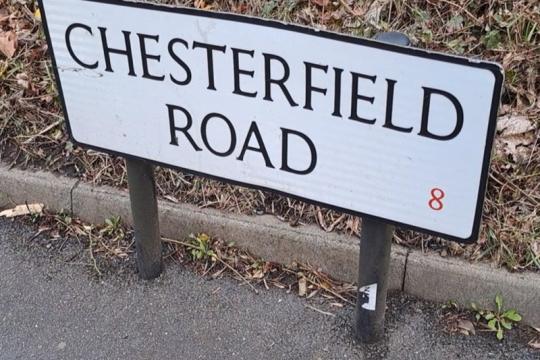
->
[298, 274, 307, 297]
[497, 115, 535, 136]
[495, 115, 536, 163]
[457, 319, 475, 336]
[0, 204, 44, 218]
[312, 0, 330, 6]
[16, 72, 29, 89]
[0, 9, 9, 24]
[366, 0, 389, 24]
[0, 30, 17, 58]
[194, 0, 214, 10]
[529, 338, 540, 349]
[250, 269, 265, 279]
[448, 241, 464, 256]
[532, 241, 540, 258]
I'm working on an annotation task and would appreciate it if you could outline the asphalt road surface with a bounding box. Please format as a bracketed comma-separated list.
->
[0, 218, 536, 359]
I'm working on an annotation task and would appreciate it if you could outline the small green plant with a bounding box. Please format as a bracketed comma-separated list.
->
[100, 216, 125, 240]
[261, 0, 277, 17]
[472, 294, 522, 340]
[442, 300, 459, 311]
[29, 209, 43, 223]
[483, 30, 502, 49]
[188, 233, 215, 261]
[54, 210, 72, 229]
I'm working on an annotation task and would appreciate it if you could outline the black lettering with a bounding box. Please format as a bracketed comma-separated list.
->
[168, 38, 192, 85]
[167, 104, 202, 151]
[65, 23, 98, 69]
[349, 72, 376, 124]
[98, 27, 136, 76]
[332, 67, 344, 118]
[382, 79, 412, 133]
[137, 33, 165, 81]
[418, 87, 464, 141]
[280, 128, 317, 175]
[201, 113, 237, 157]
[232, 48, 257, 98]
[237, 122, 275, 168]
[304, 62, 328, 111]
[192, 41, 226, 90]
[262, 53, 298, 107]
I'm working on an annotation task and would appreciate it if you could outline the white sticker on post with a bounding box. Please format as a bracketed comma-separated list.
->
[358, 283, 378, 311]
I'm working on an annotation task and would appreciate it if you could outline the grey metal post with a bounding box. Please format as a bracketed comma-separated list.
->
[126, 158, 162, 280]
[355, 217, 394, 342]
[354, 31, 410, 343]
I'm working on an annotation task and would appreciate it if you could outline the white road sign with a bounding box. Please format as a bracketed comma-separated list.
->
[39, 0, 503, 242]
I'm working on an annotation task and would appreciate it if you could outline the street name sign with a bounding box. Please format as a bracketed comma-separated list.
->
[39, 0, 503, 242]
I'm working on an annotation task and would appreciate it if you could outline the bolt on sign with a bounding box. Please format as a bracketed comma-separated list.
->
[39, 0, 503, 243]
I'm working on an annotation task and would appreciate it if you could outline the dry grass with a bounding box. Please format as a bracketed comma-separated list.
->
[0, 0, 539, 271]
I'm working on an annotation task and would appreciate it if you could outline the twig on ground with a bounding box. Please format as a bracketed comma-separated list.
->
[87, 233, 102, 277]
[305, 304, 335, 317]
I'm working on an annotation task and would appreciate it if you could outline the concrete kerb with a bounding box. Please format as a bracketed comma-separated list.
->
[0, 165, 538, 326]
[405, 251, 540, 326]
[0, 164, 76, 213]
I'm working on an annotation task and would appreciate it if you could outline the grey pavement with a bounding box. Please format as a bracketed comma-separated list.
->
[0, 218, 537, 359]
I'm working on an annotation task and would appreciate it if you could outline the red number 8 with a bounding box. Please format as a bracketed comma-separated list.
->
[429, 188, 445, 211]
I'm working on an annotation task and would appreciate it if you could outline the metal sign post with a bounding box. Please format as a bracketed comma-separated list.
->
[354, 32, 410, 343]
[126, 158, 162, 280]
[355, 218, 394, 342]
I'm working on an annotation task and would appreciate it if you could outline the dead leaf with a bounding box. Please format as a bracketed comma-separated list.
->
[320, 280, 331, 289]
[194, 0, 214, 10]
[495, 115, 536, 163]
[532, 241, 540, 258]
[311, 0, 330, 6]
[529, 339, 540, 349]
[448, 241, 464, 256]
[298, 275, 307, 297]
[457, 319, 475, 336]
[0, 30, 17, 58]
[0, 204, 44, 218]
[251, 269, 265, 279]
[41, 94, 53, 104]
[0, 9, 9, 24]
[497, 115, 535, 136]
[366, 0, 389, 25]
[16, 72, 29, 89]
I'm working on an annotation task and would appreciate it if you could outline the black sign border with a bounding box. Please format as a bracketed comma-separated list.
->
[38, 0, 503, 243]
